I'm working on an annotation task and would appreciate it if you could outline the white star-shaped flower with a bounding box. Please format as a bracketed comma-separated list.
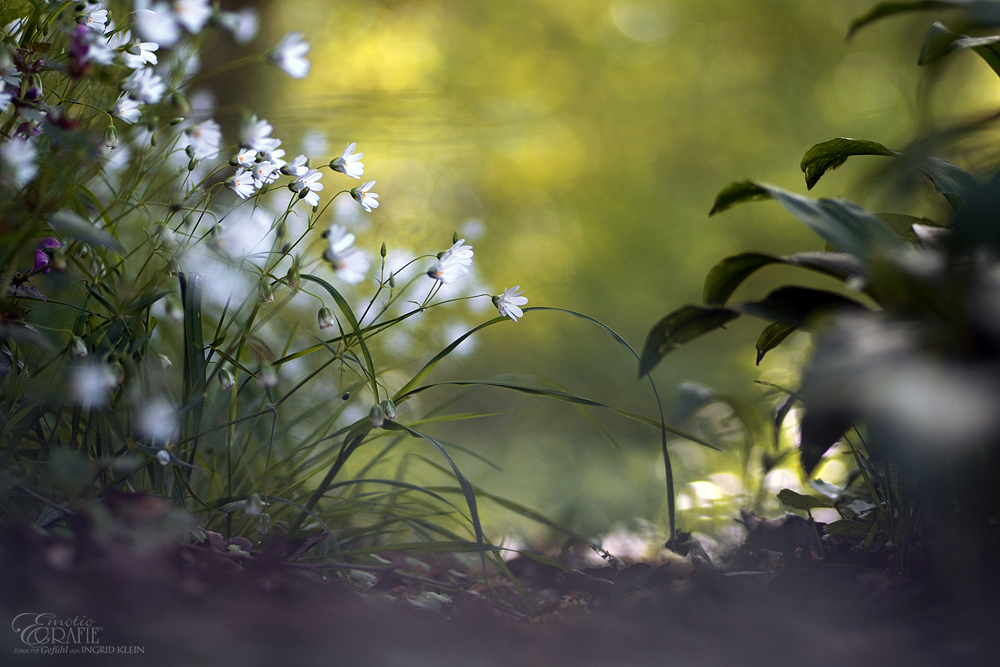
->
[174, 0, 211, 34]
[120, 33, 159, 69]
[241, 116, 280, 152]
[268, 32, 311, 79]
[428, 240, 474, 284]
[122, 67, 166, 104]
[351, 181, 379, 212]
[0, 136, 39, 188]
[281, 154, 309, 177]
[330, 142, 363, 179]
[493, 286, 528, 322]
[226, 168, 256, 199]
[80, 6, 109, 33]
[136, 4, 180, 47]
[251, 161, 281, 187]
[219, 8, 258, 44]
[111, 93, 142, 123]
[292, 169, 323, 206]
[184, 119, 221, 160]
[324, 225, 369, 284]
[233, 148, 257, 168]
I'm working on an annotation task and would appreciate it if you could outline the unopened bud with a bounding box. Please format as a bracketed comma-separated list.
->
[318, 307, 335, 330]
[285, 263, 299, 290]
[453, 230, 459, 243]
[150, 132, 157, 147]
[188, 158, 198, 172]
[170, 117, 185, 126]
[389, 273, 396, 288]
[341, 392, 350, 400]
[380, 399, 396, 421]
[380, 242, 387, 258]
[156, 449, 171, 466]
[245, 493, 263, 516]
[103, 123, 119, 150]
[260, 282, 274, 303]
[69, 336, 88, 359]
[369, 404, 385, 429]
[256, 512, 271, 535]
[219, 368, 236, 391]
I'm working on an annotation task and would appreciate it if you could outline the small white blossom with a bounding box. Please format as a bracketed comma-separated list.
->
[122, 67, 166, 104]
[351, 181, 379, 212]
[70, 364, 119, 409]
[260, 142, 286, 170]
[330, 142, 364, 179]
[0, 136, 39, 188]
[80, 6, 110, 34]
[227, 168, 256, 199]
[292, 169, 323, 207]
[174, 0, 211, 34]
[251, 161, 281, 187]
[233, 148, 257, 168]
[219, 8, 258, 44]
[493, 286, 529, 322]
[138, 399, 179, 443]
[136, 4, 180, 47]
[111, 93, 142, 123]
[428, 240, 473, 284]
[268, 32, 311, 79]
[324, 224, 369, 284]
[121, 34, 159, 69]
[156, 449, 171, 466]
[184, 119, 221, 160]
[281, 154, 309, 177]
[241, 116, 280, 152]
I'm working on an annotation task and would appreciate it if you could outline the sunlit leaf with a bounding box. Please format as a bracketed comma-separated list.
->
[776, 488, 835, 510]
[755, 322, 797, 365]
[801, 138, 896, 189]
[708, 180, 771, 216]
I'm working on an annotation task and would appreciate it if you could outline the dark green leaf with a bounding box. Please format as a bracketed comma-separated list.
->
[639, 306, 739, 377]
[917, 21, 1000, 77]
[800, 138, 896, 189]
[848, 1, 965, 39]
[704, 251, 866, 307]
[709, 180, 771, 216]
[912, 156, 977, 209]
[776, 488, 835, 511]
[735, 286, 868, 328]
[800, 407, 856, 476]
[824, 519, 871, 537]
[755, 322, 797, 365]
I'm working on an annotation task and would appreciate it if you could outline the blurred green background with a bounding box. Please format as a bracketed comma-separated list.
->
[212, 0, 998, 545]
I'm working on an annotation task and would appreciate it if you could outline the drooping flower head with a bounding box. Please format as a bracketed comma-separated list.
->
[428, 239, 473, 284]
[122, 67, 167, 104]
[184, 119, 221, 160]
[351, 181, 379, 212]
[323, 224, 369, 284]
[111, 93, 142, 123]
[493, 286, 529, 322]
[330, 142, 363, 179]
[268, 32, 311, 79]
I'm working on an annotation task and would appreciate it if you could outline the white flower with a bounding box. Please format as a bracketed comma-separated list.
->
[251, 160, 281, 187]
[330, 142, 364, 179]
[121, 37, 159, 69]
[259, 142, 286, 170]
[156, 449, 171, 466]
[122, 67, 166, 104]
[138, 399, 178, 443]
[324, 225, 369, 284]
[0, 52, 20, 89]
[80, 6, 109, 34]
[292, 169, 324, 206]
[174, 0, 211, 34]
[219, 8, 258, 44]
[493, 286, 529, 322]
[0, 136, 38, 188]
[281, 154, 309, 177]
[268, 32, 311, 79]
[70, 364, 119, 409]
[111, 93, 142, 123]
[351, 181, 379, 212]
[226, 168, 256, 199]
[427, 240, 473, 284]
[136, 4, 180, 47]
[184, 119, 221, 160]
[241, 116, 280, 152]
[4, 18, 26, 42]
[233, 148, 257, 168]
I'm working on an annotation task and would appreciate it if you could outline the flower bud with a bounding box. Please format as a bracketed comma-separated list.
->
[389, 273, 396, 288]
[219, 368, 236, 391]
[160, 354, 172, 370]
[245, 493, 263, 516]
[256, 512, 271, 535]
[258, 361, 277, 388]
[380, 399, 396, 421]
[380, 242, 387, 258]
[453, 230, 459, 243]
[150, 132, 157, 147]
[103, 123, 119, 150]
[170, 117, 185, 126]
[260, 282, 274, 303]
[318, 307, 335, 330]
[156, 449, 171, 466]
[69, 336, 88, 359]
[288, 179, 305, 193]
[285, 263, 299, 291]
[341, 392, 350, 400]
[369, 404, 385, 429]
[188, 158, 198, 172]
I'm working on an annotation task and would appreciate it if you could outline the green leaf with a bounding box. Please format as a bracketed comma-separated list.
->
[709, 182, 904, 258]
[800, 138, 896, 190]
[913, 156, 978, 209]
[847, 1, 964, 39]
[917, 21, 1000, 76]
[47, 211, 124, 252]
[755, 322, 797, 365]
[735, 286, 868, 329]
[639, 305, 739, 377]
[800, 407, 856, 476]
[704, 251, 866, 306]
[823, 519, 871, 537]
[266, 497, 343, 561]
[776, 488, 835, 511]
[709, 180, 771, 216]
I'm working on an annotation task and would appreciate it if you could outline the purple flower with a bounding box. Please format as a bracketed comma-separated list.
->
[34, 238, 61, 273]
